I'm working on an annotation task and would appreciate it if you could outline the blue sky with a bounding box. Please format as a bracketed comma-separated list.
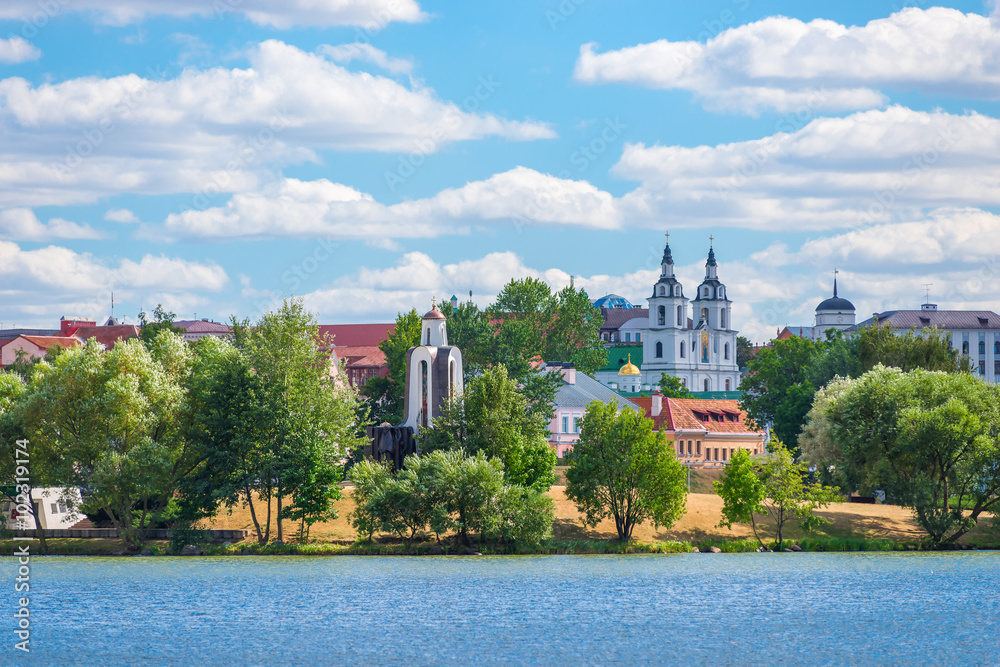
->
[1, 0, 999, 342]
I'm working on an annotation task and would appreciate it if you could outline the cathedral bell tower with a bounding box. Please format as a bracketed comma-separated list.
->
[692, 240, 732, 333]
[648, 232, 688, 330]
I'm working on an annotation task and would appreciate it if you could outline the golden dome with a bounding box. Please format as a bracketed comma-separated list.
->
[618, 353, 641, 376]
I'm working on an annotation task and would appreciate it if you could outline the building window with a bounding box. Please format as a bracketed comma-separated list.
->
[562, 416, 569, 433]
[980, 361, 986, 375]
[720, 287, 725, 298]
[656, 341, 663, 358]
[725, 379, 731, 391]
[704, 379, 710, 392]
[678, 341, 684, 358]
[625, 332, 631, 342]
[658, 306, 665, 326]
[722, 449, 728, 461]
[980, 341, 986, 355]
[963, 341, 969, 354]
[659, 285, 665, 295]
[714, 448, 719, 461]
[635, 333, 641, 342]
[995, 342, 1000, 355]
[573, 415, 581, 434]
[674, 286, 680, 296]
[612, 332, 618, 342]
[677, 442, 683, 456]
[724, 343, 730, 360]
[601, 333, 607, 341]
[995, 361, 1000, 375]
[721, 310, 727, 329]
[688, 441, 693, 455]
[696, 441, 701, 456]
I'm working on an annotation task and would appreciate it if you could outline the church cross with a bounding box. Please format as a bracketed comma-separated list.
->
[709, 235, 714, 247]
[665, 231, 669, 244]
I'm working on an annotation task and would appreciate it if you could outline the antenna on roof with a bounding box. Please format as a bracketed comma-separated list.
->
[111, 292, 114, 319]
[922, 283, 932, 305]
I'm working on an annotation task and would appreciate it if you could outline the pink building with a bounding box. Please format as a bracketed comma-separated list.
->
[1, 335, 82, 366]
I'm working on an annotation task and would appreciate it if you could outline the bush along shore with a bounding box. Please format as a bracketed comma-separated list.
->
[1, 534, 995, 557]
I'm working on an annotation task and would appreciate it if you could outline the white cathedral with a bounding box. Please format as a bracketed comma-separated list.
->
[637, 235, 741, 393]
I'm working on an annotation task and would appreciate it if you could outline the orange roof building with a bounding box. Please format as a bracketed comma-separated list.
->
[630, 393, 767, 467]
[1, 335, 82, 366]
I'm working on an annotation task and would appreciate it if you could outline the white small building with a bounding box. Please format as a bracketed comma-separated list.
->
[3, 487, 82, 530]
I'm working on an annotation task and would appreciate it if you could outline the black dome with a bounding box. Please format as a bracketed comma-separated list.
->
[816, 296, 855, 312]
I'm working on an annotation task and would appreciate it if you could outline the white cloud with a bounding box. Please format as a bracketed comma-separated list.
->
[0, 0, 426, 28]
[613, 106, 1000, 231]
[104, 208, 139, 223]
[163, 167, 619, 240]
[574, 7, 1000, 113]
[0, 40, 554, 207]
[0, 241, 229, 325]
[320, 43, 413, 75]
[0, 208, 104, 241]
[0, 37, 40, 64]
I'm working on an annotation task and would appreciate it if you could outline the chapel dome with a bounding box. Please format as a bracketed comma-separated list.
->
[815, 296, 855, 312]
[617, 353, 641, 376]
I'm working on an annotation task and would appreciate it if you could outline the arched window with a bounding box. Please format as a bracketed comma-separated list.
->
[979, 341, 986, 354]
[659, 285, 665, 295]
[963, 341, 970, 354]
[721, 310, 727, 329]
[674, 286, 680, 296]
[704, 379, 710, 392]
[724, 343, 730, 360]
[703, 287, 709, 298]
[725, 379, 731, 391]
[719, 287, 725, 298]
[425, 328, 430, 345]
[655, 341, 663, 358]
[677, 305, 683, 326]
[658, 305, 665, 326]
[679, 341, 684, 358]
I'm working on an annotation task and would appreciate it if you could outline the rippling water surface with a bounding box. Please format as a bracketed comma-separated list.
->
[6, 552, 999, 666]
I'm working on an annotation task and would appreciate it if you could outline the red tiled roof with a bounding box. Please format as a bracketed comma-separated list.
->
[18, 335, 82, 350]
[73, 325, 140, 349]
[332, 345, 386, 368]
[632, 397, 764, 436]
[317, 323, 396, 347]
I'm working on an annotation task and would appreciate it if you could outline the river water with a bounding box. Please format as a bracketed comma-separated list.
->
[6, 552, 999, 665]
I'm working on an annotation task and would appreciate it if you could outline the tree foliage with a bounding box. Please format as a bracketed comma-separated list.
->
[17, 337, 194, 549]
[139, 304, 185, 347]
[715, 441, 840, 550]
[659, 373, 692, 398]
[801, 365, 1000, 545]
[417, 364, 556, 491]
[349, 449, 554, 551]
[564, 400, 687, 540]
[182, 299, 366, 545]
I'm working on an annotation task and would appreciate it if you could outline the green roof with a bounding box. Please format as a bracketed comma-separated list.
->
[599, 345, 643, 372]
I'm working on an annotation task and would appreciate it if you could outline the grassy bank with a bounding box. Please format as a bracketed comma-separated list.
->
[3, 486, 995, 556]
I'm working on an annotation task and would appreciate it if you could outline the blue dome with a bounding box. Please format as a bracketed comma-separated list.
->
[593, 294, 636, 309]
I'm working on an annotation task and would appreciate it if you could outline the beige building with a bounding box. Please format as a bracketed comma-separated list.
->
[630, 394, 767, 465]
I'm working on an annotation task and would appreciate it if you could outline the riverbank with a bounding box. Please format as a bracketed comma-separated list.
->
[3, 486, 996, 555]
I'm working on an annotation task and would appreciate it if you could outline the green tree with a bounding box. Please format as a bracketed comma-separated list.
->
[183, 300, 366, 545]
[715, 440, 840, 550]
[418, 365, 556, 491]
[565, 400, 687, 540]
[811, 366, 1000, 545]
[18, 337, 193, 550]
[739, 335, 824, 446]
[487, 278, 606, 377]
[139, 304, 185, 346]
[659, 373, 692, 398]
[736, 335, 754, 370]
[857, 322, 967, 374]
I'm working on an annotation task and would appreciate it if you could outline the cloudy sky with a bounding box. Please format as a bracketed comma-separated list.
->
[2, 0, 999, 342]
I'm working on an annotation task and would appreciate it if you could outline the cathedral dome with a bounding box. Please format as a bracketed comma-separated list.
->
[617, 353, 641, 376]
[815, 295, 855, 312]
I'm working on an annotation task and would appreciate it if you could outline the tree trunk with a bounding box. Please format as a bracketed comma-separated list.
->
[276, 493, 284, 544]
[29, 501, 47, 554]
